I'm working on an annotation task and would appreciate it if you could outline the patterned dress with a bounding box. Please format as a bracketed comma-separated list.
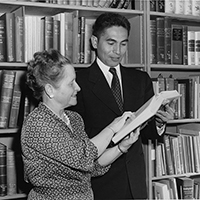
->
[21, 103, 110, 200]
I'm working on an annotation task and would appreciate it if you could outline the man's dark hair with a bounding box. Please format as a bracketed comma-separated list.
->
[92, 12, 131, 38]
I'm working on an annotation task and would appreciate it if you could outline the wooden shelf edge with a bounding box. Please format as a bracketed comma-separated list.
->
[0, 193, 27, 200]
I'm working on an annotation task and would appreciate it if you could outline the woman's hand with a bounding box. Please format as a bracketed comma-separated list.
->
[107, 111, 133, 134]
[118, 127, 140, 153]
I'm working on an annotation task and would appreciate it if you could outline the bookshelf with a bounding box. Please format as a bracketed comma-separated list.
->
[146, 0, 200, 199]
[0, 0, 146, 199]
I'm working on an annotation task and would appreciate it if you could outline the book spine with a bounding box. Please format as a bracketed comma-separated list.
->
[79, 16, 85, 64]
[188, 31, 195, 65]
[163, 135, 174, 175]
[156, 0, 165, 12]
[8, 84, 21, 128]
[171, 24, 183, 64]
[156, 17, 165, 64]
[5, 13, 16, 62]
[13, 6, 25, 62]
[174, 0, 184, 14]
[65, 12, 73, 62]
[0, 70, 16, 128]
[0, 143, 7, 196]
[43, 16, 54, 50]
[184, 0, 192, 15]
[164, 0, 175, 13]
[182, 25, 188, 65]
[150, 19, 157, 64]
[192, 0, 200, 16]
[6, 149, 17, 195]
[0, 19, 6, 62]
[150, 0, 156, 11]
[164, 17, 171, 64]
[53, 19, 60, 51]
[195, 31, 200, 65]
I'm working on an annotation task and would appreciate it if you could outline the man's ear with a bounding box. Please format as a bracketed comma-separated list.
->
[91, 35, 98, 49]
[44, 84, 54, 99]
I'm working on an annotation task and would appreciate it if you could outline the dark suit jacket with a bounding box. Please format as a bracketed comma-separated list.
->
[70, 61, 162, 199]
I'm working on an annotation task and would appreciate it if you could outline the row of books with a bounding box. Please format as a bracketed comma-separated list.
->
[0, 143, 17, 196]
[150, 0, 200, 16]
[152, 74, 200, 119]
[152, 130, 200, 178]
[0, 7, 25, 62]
[153, 176, 200, 199]
[150, 17, 200, 65]
[15, 0, 132, 9]
[0, 70, 31, 129]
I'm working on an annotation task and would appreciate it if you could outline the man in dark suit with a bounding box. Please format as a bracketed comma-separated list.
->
[70, 12, 175, 199]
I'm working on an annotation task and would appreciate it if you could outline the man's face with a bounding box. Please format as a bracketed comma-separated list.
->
[94, 26, 129, 67]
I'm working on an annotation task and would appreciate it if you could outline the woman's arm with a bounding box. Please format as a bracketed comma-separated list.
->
[90, 112, 133, 157]
[98, 128, 140, 166]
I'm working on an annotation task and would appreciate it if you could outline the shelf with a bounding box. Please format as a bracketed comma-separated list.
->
[168, 119, 200, 124]
[152, 172, 200, 181]
[150, 11, 200, 22]
[150, 64, 200, 71]
[0, 194, 26, 200]
[0, 62, 27, 69]
[0, 128, 19, 134]
[0, 1, 144, 18]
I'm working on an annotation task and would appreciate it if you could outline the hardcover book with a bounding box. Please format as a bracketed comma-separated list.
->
[112, 90, 181, 144]
[0, 143, 7, 196]
[0, 70, 16, 128]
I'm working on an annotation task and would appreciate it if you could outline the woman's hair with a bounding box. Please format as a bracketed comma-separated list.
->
[92, 12, 131, 39]
[26, 49, 71, 100]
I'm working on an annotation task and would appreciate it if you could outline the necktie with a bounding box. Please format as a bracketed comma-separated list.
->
[109, 68, 123, 113]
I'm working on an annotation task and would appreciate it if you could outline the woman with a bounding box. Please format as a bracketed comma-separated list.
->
[21, 49, 140, 200]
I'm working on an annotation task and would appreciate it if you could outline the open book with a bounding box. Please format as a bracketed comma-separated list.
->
[112, 90, 181, 144]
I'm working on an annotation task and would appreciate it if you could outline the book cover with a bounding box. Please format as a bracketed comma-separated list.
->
[0, 13, 15, 62]
[8, 84, 21, 128]
[0, 70, 16, 128]
[176, 177, 194, 199]
[112, 90, 181, 143]
[0, 18, 6, 62]
[12, 6, 25, 62]
[171, 24, 183, 64]
[53, 19, 60, 51]
[164, 17, 171, 64]
[150, 19, 157, 64]
[0, 143, 7, 196]
[187, 30, 195, 65]
[6, 149, 17, 196]
[156, 17, 165, 64]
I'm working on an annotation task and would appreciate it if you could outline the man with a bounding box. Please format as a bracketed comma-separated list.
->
[70, 12, 174, 199]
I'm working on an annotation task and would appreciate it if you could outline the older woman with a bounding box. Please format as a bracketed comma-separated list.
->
[21, 49, 140, 200]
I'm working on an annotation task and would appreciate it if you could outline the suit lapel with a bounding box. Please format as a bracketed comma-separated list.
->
[89, 62, 121, 115]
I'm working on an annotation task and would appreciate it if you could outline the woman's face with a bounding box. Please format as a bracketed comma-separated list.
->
[53, 64, 80, 108]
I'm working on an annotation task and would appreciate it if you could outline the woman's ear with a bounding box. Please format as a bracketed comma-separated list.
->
[91, 35, 98, 49]
[44, 84, 54, 99]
